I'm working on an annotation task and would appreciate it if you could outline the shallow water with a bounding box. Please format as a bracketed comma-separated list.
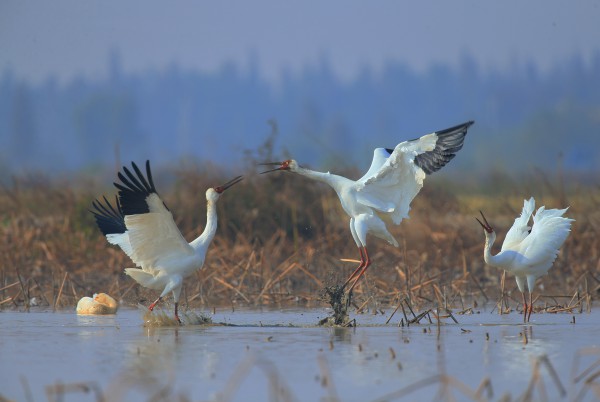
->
[1, 306, 599, 401]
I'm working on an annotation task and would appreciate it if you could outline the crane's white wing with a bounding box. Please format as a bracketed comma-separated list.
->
[517, 206, 574, 267]
[124, 194, 194, 273]
[111, 161, 194, 274]
[358, 147, 395, 183]
[355, 121, 473, 224]
[501, 198, 536, 252]
[355, 140, 429, 223]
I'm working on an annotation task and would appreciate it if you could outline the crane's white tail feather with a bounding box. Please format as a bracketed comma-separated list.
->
[532, 207, 574, 250]
[125, 268, 156, 288]
[368, 217, 400, 247]
[516, 197, 536, 227]
[379, 232, 400, 247]
[520, 206, 574, 267]
[534, 206, 569, 220]
[353, 214, 400, 248]
[502, 197, 536, 251]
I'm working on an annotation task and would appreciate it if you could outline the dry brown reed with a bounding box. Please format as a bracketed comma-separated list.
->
[1, 160, 598, 315]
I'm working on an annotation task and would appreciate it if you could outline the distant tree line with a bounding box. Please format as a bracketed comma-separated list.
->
[0, 51, 599, 177]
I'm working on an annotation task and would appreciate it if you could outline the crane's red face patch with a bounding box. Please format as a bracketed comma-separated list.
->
[259, 160, 291, 174]
[214, 176, 243, 193]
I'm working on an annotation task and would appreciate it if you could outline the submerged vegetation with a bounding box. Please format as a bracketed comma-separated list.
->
[0, 157, 598, 317]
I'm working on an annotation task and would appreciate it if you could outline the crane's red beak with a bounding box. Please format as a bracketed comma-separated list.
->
[475, 210, 494, 233]
[214, 176, 243, 193]
[259, 161, 290, 174]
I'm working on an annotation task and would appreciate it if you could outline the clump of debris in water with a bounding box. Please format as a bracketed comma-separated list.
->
[318, 284, 353, 327]
[141, 306, 213, 327]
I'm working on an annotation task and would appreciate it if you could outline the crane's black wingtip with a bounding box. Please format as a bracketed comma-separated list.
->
[436, 120, 475, 136]
[413, 120, 474, 175]
[90, 195, 126, 236]
[115, 160, 159, 216]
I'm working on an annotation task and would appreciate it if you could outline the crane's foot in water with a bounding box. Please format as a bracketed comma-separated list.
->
[148, 296, 163, 312]
[318, 284, 353, 327]
[145, 298, 181, 326]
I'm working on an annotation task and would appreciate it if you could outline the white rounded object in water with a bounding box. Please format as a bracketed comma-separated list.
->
[76, 293, 118, 315]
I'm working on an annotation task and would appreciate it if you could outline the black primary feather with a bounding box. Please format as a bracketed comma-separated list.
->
[90, 195, 126, 236]
[115, 160, 160, 216]
[413, 120, 474, 175]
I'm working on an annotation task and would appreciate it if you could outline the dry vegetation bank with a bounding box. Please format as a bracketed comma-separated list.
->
[1, 164, 598, 314]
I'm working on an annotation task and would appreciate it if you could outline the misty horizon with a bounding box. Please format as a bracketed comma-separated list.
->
[1, 48, 599, 182]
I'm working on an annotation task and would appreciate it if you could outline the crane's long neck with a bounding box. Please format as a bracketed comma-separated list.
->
[482, 232, 509, 268]
[294, 166, 346, 192]
[190, 199, 218, 253]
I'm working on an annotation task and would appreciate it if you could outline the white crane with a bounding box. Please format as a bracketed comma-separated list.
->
[261, 121, 474, 292]
[91, 161, 242, 323]
[476, 197, 574, 322]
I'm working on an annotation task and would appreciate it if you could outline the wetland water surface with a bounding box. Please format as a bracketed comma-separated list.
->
[1, 307, 600, 401]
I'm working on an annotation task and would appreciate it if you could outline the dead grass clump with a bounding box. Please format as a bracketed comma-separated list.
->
[318, 284, 351, 327]
[141, 306, 212, 327]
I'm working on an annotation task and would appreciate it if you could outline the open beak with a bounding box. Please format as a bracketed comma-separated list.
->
[259, 161, 285, 174]
[475, 210, 494, 233]
[214, 175, 243, 193]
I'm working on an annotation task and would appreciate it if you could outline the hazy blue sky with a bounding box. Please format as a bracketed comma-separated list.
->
[2, 1, 599, 85]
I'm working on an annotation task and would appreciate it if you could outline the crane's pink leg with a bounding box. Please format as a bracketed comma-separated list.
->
[149, 296, 163, 311]
[347, 248, 372, 293]
[527, 292, 533, 322]
[343, 247, 366, 289]
[521, 292, 527, 323]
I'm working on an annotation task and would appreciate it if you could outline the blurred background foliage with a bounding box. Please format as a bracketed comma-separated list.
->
[0, 51, 599, 179]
